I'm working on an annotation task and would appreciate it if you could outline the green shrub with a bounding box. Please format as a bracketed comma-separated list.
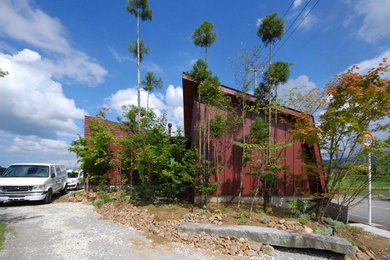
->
[97, 191, 114, 204]
[255, 208, 264, 214]
[93, 199, 104, 208]
[235, 212, 244, 219]
[325, 217, 345, 228]
[314, 227, 333, 236]
[297, 213, 310, 225]
[214, 209, 223, 214]
[260, 217, 270, 224]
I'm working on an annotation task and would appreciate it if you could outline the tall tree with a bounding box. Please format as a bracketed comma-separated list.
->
[192, 20, 217, 63]
[257, 12, 285, 154]
[141, 72, 163, 111]
[288, 60, 390, 221]
[126, 0, 153, 131]
[128, 39, 150, 63]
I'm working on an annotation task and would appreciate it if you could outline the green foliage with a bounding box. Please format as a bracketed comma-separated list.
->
[128, 39, 150, 63]
[192, 20, 217, 61]
[0, 70, 8, 77]
[325, 217, 345, 228]
[93, 200, 104, 208]
[259, 217, 270, 224]
[314, 227, 333, 236]
[120, 105, 195, 201]
[126, 0, 152, 21]
[69, 111, 115, 187]
[250, 116, 269, 144]
[255, 208, 264, 214]
[97, 191, 114, 204]
[297, 213, 310, 225]
[235, 212, 244, 219]
[257, 12, 284, 47]
[214, 209, 223, 214]
[263, 61, 292, 86]
[0, 222, 7, 250]
[142, 71, 163, 92]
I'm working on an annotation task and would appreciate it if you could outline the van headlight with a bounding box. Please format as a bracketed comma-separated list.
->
[31, 185, 45, 191]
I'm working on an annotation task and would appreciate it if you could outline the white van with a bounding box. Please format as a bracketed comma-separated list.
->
[66, 169, 83, 190]
[0, 163, 68, 204]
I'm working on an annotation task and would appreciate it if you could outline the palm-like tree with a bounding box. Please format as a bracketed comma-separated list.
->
[128, 39, 150, 63]
[126, 0, 152, 131]
[141, 72, 163, 111]
[192, 20, 217, 63]
[257, 12, 285, 154]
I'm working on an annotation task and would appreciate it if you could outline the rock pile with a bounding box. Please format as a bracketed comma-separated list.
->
[267, 218, 313, 233]
[96, 203, 273, 257]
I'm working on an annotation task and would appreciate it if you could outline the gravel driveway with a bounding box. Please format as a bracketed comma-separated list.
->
[0, 202, 214, 260]
[0, 202, 344, 260]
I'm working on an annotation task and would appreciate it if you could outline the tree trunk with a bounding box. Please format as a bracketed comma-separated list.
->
[137, 11, 141, 132]
[249, 174, 261, 220]
[147, 91, 149, 111]
[238, 101, 245, 208]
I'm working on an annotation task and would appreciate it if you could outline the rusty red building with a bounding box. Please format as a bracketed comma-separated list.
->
[182, 74, 325, 204]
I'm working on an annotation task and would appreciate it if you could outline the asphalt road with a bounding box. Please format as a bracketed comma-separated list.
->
[348, 198, 390, 231]
[0, 202, 212, 260]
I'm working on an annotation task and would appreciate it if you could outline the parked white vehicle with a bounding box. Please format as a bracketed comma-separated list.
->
[0, 163, 68, 204]
[66, 170, 83, 190]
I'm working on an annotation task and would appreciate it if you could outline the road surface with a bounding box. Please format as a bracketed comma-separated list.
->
[348, 198, 390, 231]
[0, 202, 211, 260]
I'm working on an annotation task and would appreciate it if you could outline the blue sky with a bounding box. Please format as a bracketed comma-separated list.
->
[0, 0, 389, 168]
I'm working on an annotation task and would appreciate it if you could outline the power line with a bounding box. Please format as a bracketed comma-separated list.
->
[282, 0, 295, 18]
[264, 0, 313, 63]
[273, 0, 321, 58]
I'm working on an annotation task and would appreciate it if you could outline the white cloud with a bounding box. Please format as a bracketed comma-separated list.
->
[105, 84, 184, 129]
[299, 11, 317, 30]
[142, 62, 163, 74]
[256, 18, 262, 27]
[0, 0, 107, 86]
[7, 136, 69, 155]
[0, 49, 87, 139]
[345, 48, 390, 78]
[293, 0, 304, 9]
[279, 75, 317, 103]
[355, 0, 390, 43]
[108, 47, 131, 63]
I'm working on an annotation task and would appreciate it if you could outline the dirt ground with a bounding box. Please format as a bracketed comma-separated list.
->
[57, 191, 390, 259]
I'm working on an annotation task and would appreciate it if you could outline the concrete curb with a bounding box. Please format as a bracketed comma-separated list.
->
[178, 222, 354, 255]
[349, 223, 390, 239]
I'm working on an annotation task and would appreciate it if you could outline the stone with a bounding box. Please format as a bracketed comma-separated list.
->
[238, 237, 247, 243]
[247, 250, 258, 257]
[303, 226, 313, 233]
[279, 219, 286, 224]
[356, 250, 370, 260]
[364, 250, 376, 259]
[178, 222, 354, 255]
[262, 245, 275, 256]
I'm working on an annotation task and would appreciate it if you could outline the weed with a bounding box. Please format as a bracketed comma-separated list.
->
[297, 213, 310, 225]
[314, 227, 333, 236]
[260, 217, 270, 224]
[97, 191, 114, 204]
[154, 212, 162, 221]
[346, 225, 363, 236]
[214, 209, 223, 214]
[239, 218, 249, 225]
[235, 212, 244, 219]
[255, 208, 264, 214]
[325, 217, 345, 228]
[93, 199, 104, 208]
[0, 222, 8, 250]
[346, 238, 359, 247]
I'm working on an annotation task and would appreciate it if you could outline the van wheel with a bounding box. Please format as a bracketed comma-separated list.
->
[60, 184, 68, 195]
[44, 189, 52, 204]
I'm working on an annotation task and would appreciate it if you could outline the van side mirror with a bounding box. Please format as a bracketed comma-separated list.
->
[51, 172, 56, 178]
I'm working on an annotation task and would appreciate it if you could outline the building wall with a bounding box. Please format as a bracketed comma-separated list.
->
[183, 74, 324, 197]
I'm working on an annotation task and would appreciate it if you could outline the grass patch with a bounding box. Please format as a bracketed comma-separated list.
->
[0, 222, 8, 250]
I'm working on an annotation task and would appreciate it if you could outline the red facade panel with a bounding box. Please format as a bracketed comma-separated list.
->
[182, 74, 324, 197]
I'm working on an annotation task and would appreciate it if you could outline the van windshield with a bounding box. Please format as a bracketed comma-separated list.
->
[68, 172, 79, 178]
[2, 165, 49, 178]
